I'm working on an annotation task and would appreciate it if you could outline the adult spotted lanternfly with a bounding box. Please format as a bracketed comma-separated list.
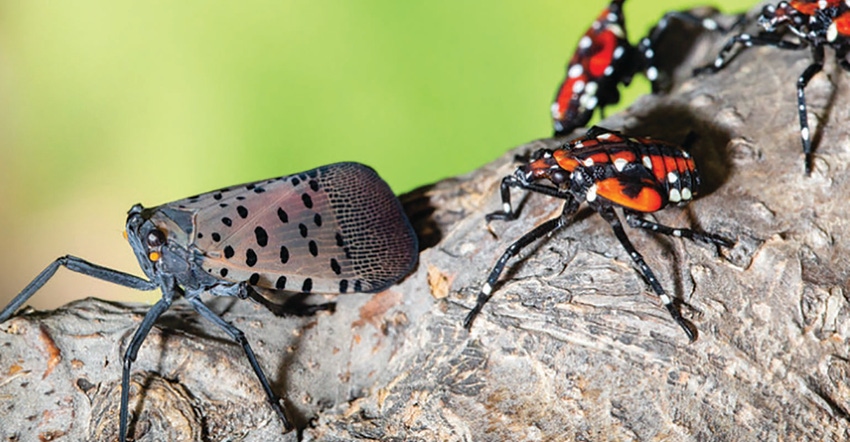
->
[696, 0, 850, 174]
[0, 162, 418, 441]
[464, 127, 733, 340]
[552, 0, 726, 136]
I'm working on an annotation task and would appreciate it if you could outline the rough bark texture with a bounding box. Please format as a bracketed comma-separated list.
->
[2, 6, 850, 442]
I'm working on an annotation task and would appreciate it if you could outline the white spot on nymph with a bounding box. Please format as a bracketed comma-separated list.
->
[682, 151, 690, 158]
[586, 184, 598, 202]
[584, 81, 598, 96]
[597, 131, 613, 140]
[551, 102, 562, 119]
[606, 12, 617, 22]
[481, 283, 492, 296]
[642, 155, 653, 169]
[673, 229, 682, 237]
[702, 18, 718, 31]
[613, 157, 628, 171]
[714, 58, 723, 68]
[572, 79, 586, 94]
[646, 66, 659, 81]
[801, 126, 810, 141]
[669, 188, 682, 203]
[583, 95, 598, 110]
[609, 24, 625, 38]
[604, 65, 614, 76]
[667, 171, 678, 183]
[579, 35, 592, 49]
[568, 63, 584, 78]
[613, 46, 625, 60]
[503, 202, 511, 213]
[681, 187, 692, 200]
[644, 48, 655, 59]
[659, 294, 672, 305]
[583, 157, 595, 167]
[828, 22, 838, 42]
[574, 141, 584, 148]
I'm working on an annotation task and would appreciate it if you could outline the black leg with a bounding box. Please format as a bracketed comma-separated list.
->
[695, 33, 805, 75]
[624, 212, 733, 248]
[486, 175, 523, 222]
[119, 288, 174, 442]
[0, 255, 157, 322]
[247, 288, 336, 317]
[189, 297, 293, 431]
[464, 196, 580, 329]
[798, 44, 825, 175]
[485, 174, 568, 222]
[595, 206, 696, 341]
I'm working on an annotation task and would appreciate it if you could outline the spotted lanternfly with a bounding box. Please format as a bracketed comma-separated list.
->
[0, 162, 418, 442]
[552, 0, 727, 136]
[464, 126, 733, 340]
[697, 0, 850, 174]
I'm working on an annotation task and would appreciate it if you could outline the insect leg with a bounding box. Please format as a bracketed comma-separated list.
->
[595, 205, 696, 341]
[464, 196, 580, 330]
[246, 287, 335, 317]
[694, 33, 805, 75]
[188, 297, 292, 431]
[798, 44, 825, 175]
[119, 288, 174, 442]
[0, 256, 157, 322]
[486, 175, 567, 222]
[624, 212, 733, 248]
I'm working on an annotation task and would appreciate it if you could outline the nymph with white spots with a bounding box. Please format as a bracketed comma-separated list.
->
[0, 162, 419, 442]
[463, 126, 733, 341]
[697, 0, 850, 174]
[551, 0, 726, 137]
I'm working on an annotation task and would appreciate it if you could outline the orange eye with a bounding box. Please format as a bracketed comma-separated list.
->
[148, 251, 161, 262]
[122, 230, 129, 241]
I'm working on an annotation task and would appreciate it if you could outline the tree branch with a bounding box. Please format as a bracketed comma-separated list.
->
[2, 6, 850, 441]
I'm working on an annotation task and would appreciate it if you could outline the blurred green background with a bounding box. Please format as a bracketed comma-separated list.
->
[0, 0, 744, 309]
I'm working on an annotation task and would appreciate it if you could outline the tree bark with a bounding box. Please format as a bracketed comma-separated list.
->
[2, 6, 850, 441]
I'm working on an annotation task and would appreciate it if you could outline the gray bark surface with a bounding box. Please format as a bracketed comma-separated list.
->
[2, 7, 850, 441]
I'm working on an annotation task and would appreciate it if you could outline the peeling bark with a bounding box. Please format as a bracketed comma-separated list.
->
[2, 6, 850, 441]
